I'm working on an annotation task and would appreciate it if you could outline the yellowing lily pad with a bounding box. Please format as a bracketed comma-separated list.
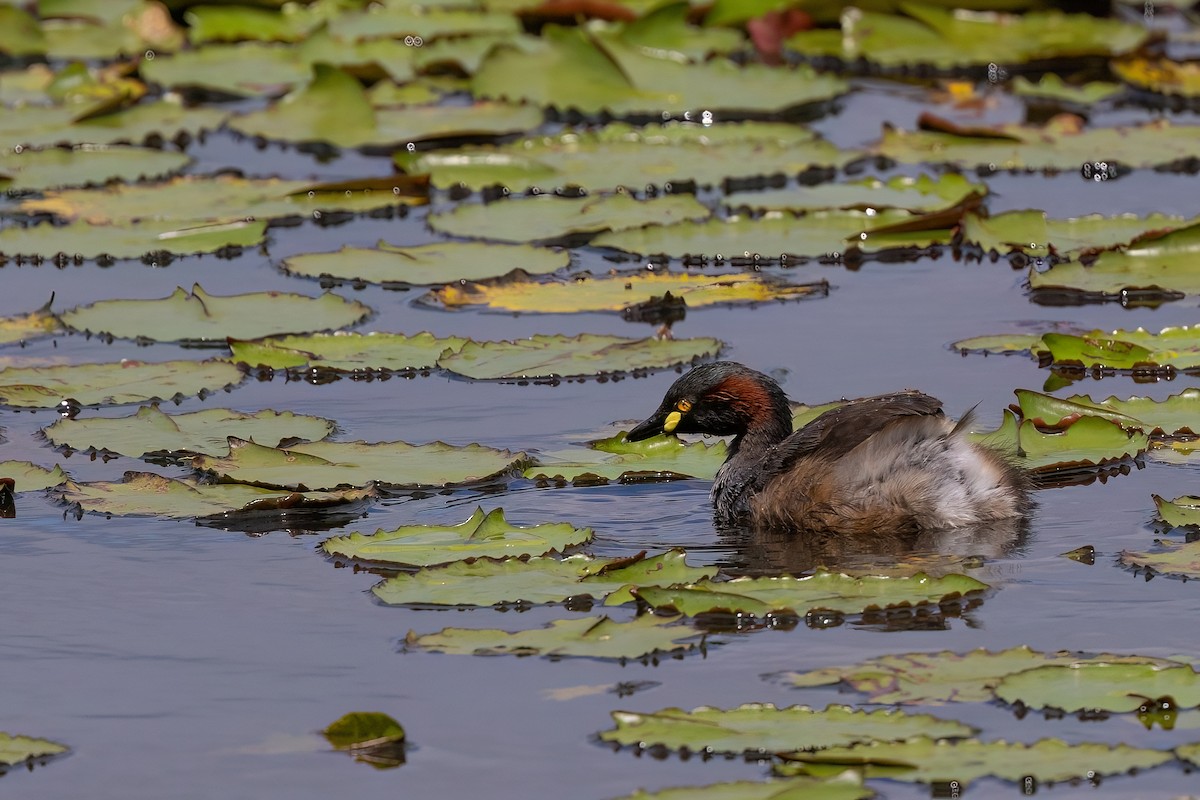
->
[1113, 56, 1200, 98]
[0, 461, 68, 491]
[1030, 221, 1200, 299]
[57, 471, 375, 520]
[0, 359, 243, 408]
[42, 406, 335, 459]
[994, 662, 1200, 713]
[1121, 539, 1200, 578]
[404, 613, 705, 661]
[0, 732, 69, 768]
[0, 301, 60, 347]
[599, 704, 974, 754]
[427, 192, 710, 244]
[426, 271, 827, 314]
[228, 332, 467, 373]
[0, 146, 188, 192]
[280, 241, 569, 286]
[436, 334, 722, 380]
[1016, 388, 1200, 437]
[60, 285, 371, 344]
[373, 549, 716, 606]
[526, 431, 727, 484]
[322, 507, 589, 566]
[634, 570, 988, 620]
[190, 439, 525, 491]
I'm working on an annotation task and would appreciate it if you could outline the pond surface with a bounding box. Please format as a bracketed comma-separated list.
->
[5, 21, 1200, 800]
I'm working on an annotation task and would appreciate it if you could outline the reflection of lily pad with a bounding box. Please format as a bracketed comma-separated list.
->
[426, 271, 827, 313]
[526, 431, 726, 484]
[428, 193, 710, 244]
[0, 146, 188, 192]
[191, 439, 524, 491]
[280, 241, 569, 286]
[42, 406, 335, 459]
[599, 704, 974, 754]
[405, 613, 705, 661]
[0, 732, 69, 768]
[0, 302, 60, 347]
[322, 507, 589, 567]
[0, 461, 68, 491]
[436, 334, 722, 380]
[1016, 389, 1200, 437]
[60, 285, 371, 344]
[57, 471, 374, 520]
[994, 662, 1200, 713]
[373, 549, 715, 606]
[1121, 539, 1200, 579]
[0, 359, 243, 408]
[777, 737, 1173, 786]
[1030, 221, 1200, 299]
[634, 570, 988, 619]
[228, 332, 467, 373]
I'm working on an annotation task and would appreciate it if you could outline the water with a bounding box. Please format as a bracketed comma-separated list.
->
[4, 81, 1200, 800]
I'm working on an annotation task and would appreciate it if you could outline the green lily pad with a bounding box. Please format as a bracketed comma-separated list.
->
[1154, 495, 1200, 528]
[0, 5, 45, 56]
[0, 217, 267, 261]
[978, 410, 1149, 474]
[228, 332, 467, 373]
[1121, 539, 1200, 578]
[786, 5, 1146, 69]
[322, 711, 404, 752]
[1012, 74, 1123, 106]
[592, 208, 956, 260]
[777, 645, 1180, 705]
[609, 775, 874, 800]
[0, 359, 243, 408]
[186, 4, 324, 44]
[0, 461, 69, 491]
[328, 4, 518, 42]
[634, 570, 988, 620]
[373, 549, 716, 606]
[1030, 221, 1200, 299]
[953, 324, 1200, 370]
[39, 0, 183, 60]
[411, 32, 537, 76]
[1113, 56, 1200, 98]
[398, 121, 855, 193]
[436, 333, 722, 380]
[950, 333, 1047, 356]
[776, 737, 1174, 786]
[280, 241, 569, 286]
[428, 192, 710, 244]
[725, 173, 985, 214]
[0, 302, 61, 347]
[1, 100, 226, 155]
[322, 507, 589, 567]
[60, 285, 371, 344]
[961, 210, 1194, 258]
[426, 270, 827, 313]
[191, 439, 525, 491]
[527, 431, 727, 484]
[599, 704, 975, 754]
[140, 41, 312, 97]
[1016, 388, 1200, 437]
[0, 146, 188, 192]
[404, 613, 705, 661]
[42, 406, 335, 459]
[994, 662, 1200, 713]
[0, 732, 69, 767]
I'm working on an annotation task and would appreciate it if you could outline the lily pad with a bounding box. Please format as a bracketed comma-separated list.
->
[777, 645, 1180, 705]
[0, 461, 69, 491]
[186, 4, 323, 44]
[994, 662, 1200, 713]
[725, 173, 985, 214]
[280, 241, 569, 286]
[0, 146, 188, 192]
[0, 302, 61, 347]
[0, 359, 243, 408]
[0, 732, 69, 767]
[527, 431, 727, 484]
[0, 100, 228, 154]
[961, 210, 1194, 258]
[322, 711, 405, 751]
[1012, 74, 1123, 106]
[1113, 57, 1200, 98]
[42, 406, 335, 459]
[1030, 221, 1200, 299]
[404, 613, 706, 661]
[426, 271, 827, 313]
[228, 332, 467, 373]
[633, 570, 988, 620]
[609, 775, 874, 800]
[950, 333, 1047, 356]
[599, 704, 974, 754]
[1154, 495, 1200, 528]
[0, 5, 45, 56]
[328, 5, 519, 42]
[373, 549, 716, 606]
[953, 324, 1200, 371]
[40, 0, 183, 60]
[977, 410, 1149, 475]
[776, 737, 1174, 786]
[322, 507, 590, 567]
[140, 41, 313, 97]
[436, 333, 722, 380]
[1016, 388, 1200, 437]
[1121, 539, 1200, 579]
[57, 471, 375, 520]
[427, 192, 710, 244]
[191, 439, 525, 491]
[60, 285, 371, 344]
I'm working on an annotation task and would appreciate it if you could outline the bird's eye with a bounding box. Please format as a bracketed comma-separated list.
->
[676, 399, 693, 413]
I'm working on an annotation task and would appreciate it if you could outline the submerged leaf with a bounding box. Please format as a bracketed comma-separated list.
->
[994, 662, 1200, 712]
[0, 359, 243, 408]
[527, 431, 727, 484]
[322, 507, 590, 567]
[228, 332, 467, 373]
[280, 242, 569, 286]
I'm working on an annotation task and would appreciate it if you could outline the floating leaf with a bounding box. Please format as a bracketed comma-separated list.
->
[186, 4, 323, 44]
[60, 285, 371, 344]
[725, 173, 985, 214]
[39, 0, 183, 60]
[1030, 221, 1200, 299]
[192, 439, 525, 491]
[228, 332, 466, 373]
[426, 271, 826, 313]
[0, 217, 267, 260]
[405, 613, 705, 661]
[953, 324, 1200, 370]
[57, 471, 374, 520]
[1113, 56, 1200, 98]
[328, 5, 519, 42]
[0, 302, 60, 347]
[42, 406, 335, 459]
[0, 359, 243, 408]
[994, 662, 1200, 713]
[321, 507, 589, 567]
[961, 210, 1193, 258]
[0, 461, 68, 491]
[609, 775, 874, 800]
[950, 333, 1046, 356]
[1011, 74, 1122, 106]
[527, 431, 727, 484]
[1121, 539, 1200, 579]
[598, 704, 974, 754]
[777, 737, 1173, 786]
[427, 193, 710, 244]
[984, 411, 1149, 474]
[0, 100, 228, 154]
[0, 5, 45, 56]
[777, 645, 1179, 705]
[0, 146, 188, 192]
[1154, 495, 1200, 528]
[373, 549, 716, 606]
[140, 41, 312, 97]
[436, 333, 722, 380]
[1016, 389, 1200, 437]
[322, 712, 405, 750]
[0, 732, 69, 767]
[280, 242, 569, 286]
[634, 570, 988, 620]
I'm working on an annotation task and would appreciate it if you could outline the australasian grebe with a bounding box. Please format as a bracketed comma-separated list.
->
[626, 362, 1030, 535]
